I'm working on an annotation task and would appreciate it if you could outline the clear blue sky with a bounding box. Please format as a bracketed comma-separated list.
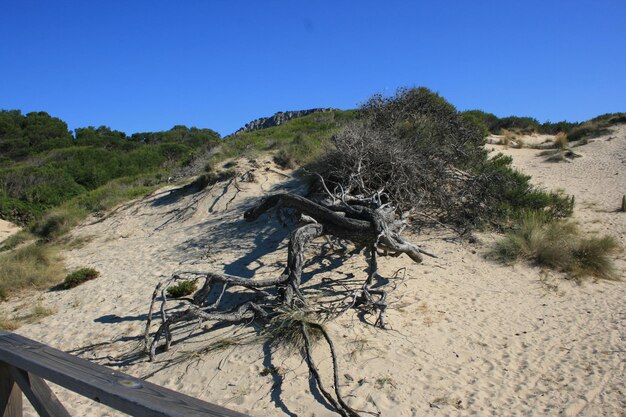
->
[1, 0, 625, 136]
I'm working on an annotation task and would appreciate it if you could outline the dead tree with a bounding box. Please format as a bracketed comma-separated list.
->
[144, 186, 434, 416]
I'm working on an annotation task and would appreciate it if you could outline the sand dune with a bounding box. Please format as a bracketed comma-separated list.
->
[2, 127, 625, 416]
[0, 219, 20, 243]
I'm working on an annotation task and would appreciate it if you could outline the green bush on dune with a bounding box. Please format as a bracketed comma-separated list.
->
[315, 87, 574, 229]
[63, 268, 100, 289]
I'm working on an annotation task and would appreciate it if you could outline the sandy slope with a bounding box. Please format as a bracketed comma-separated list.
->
[0, 219, 20, 243]
[2, 127, 625, 417]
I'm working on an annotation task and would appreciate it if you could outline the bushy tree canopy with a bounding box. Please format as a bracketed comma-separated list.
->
[315, 88, 571, 230]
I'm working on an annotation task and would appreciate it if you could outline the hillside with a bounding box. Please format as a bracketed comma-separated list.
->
[0, 111, 220, 227]
[233, 108, 338, 134]
[0, 94, 625, 416]
[0, 122, 624, 416]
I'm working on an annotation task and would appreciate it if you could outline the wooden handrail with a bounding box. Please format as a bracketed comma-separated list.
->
[0, 332, 249, 417]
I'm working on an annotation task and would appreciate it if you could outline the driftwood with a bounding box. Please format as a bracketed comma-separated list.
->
[144, 184, 433, 416]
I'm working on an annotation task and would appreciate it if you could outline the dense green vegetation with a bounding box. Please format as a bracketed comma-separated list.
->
[461, 109, 626, 143]
[0, 110, 220, 226]
[314, 88, 575, 229]
[214, 110, 357, 166]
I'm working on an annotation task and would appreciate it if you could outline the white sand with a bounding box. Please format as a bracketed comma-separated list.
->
[3, 127, 625, 417]
[0, 219, 20, 243]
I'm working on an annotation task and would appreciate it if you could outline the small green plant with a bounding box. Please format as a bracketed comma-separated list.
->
[375, 376, 396, 389]
[166, 280, 197, 298]
[63, 268, 100, 289]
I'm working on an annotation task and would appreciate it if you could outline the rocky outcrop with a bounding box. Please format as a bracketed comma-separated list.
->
[233, 108, 336, 134]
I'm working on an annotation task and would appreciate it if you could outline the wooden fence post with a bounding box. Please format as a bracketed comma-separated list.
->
[0, 362, 22, 417]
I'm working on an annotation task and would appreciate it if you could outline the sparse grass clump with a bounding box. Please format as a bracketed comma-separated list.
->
[491, 212, 619, 281]
[538, 132, 579, 163]
[571, 236, 619, 280]
[0, 243, 65, 299]
[273, 149, 296, 169]
[63, 267, 100, 289]
[264, 305, 324, 352]
[500, 129, 524, 148]
[189, 169, 236, 191]
[0, 230, 34, 252]
[0, 314, 20, 330]
[21, 304, 57, 323]
[553, 132, 569, 150]
[31, 207, 85, 242]
[166, 280, 197, 298]
[0, 303, 57, 330]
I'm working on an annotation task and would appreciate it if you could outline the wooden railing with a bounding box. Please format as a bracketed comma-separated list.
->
[0, 331, 248, 417]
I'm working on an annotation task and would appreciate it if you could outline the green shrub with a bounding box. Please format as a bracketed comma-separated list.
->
[492, 116, 540, 134]
[566, 112, 625, 142]
[0, 193, 43, 225]
[0, 243, 65, 299]
[462, 111, 490, 138]
[63, 268, 100, 289]
[539, 121, 579, 135]
[462, 110, 500, 133]
[314, 88, 573, 229]
[477, 155, 574, 224]
[166, 280, 197, 298]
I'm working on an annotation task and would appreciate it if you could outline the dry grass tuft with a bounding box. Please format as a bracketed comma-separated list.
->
[491, 212, 619, 282]
[0, 243, 65, 300]
[553, 132, 569, 150]
[0, 314, 20, 331]
[500, 129, 524, 148]
[264, 305, 325, 352]
[0, 303, 57, 330]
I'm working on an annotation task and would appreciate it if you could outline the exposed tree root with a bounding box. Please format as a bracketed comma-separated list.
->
[144, 186, 433, 415]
